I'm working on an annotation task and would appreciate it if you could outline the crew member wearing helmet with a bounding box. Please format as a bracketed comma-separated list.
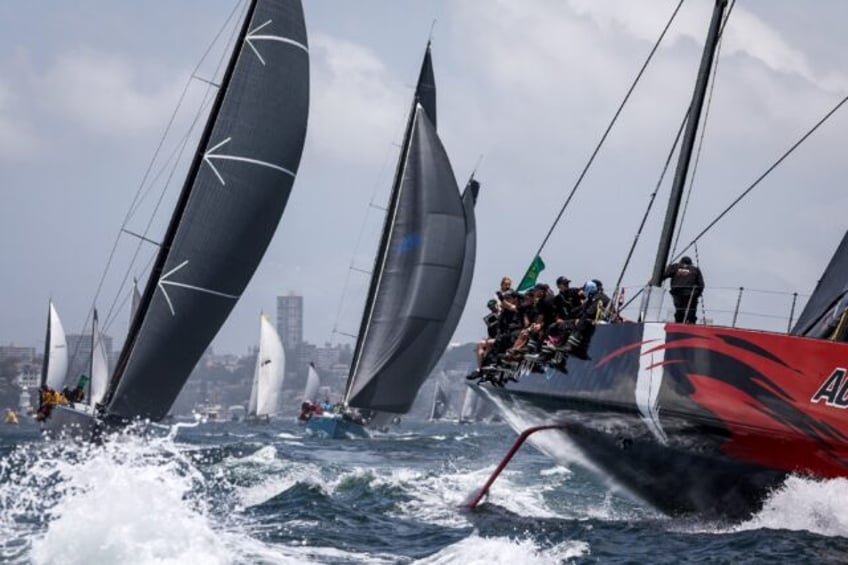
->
[662, 256, 705, 323]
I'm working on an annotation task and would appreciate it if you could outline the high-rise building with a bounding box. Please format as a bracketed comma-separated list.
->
[276, 294, 303, 353]
[277, 293, 304, 381]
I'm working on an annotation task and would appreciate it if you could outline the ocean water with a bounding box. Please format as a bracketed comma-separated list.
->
[1, 419, 848, 564]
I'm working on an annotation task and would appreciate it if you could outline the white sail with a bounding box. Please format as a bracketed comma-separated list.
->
[249, 313, 285, 417]
[460, 387, 478, 422]
[303, 363, 320, 403]
[89, 310, 109, 406]
[44, 302, 68, 390]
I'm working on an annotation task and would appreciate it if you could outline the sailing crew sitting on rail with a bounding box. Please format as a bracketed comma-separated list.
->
[564, 281, 604, 360]
[484, 299, 500, 339]
[474, 298, 505, 373]
[35, 385, 68, 421]
[68, 373, 88, 403]
[298, 401, 314, 422]
[662, 256, 705, 324]
[590, 279, 613, 322]
[480, 291, 523, 371]
[472, 298, 505, 376]
[496, 276, 513, 301]
[506, 291, 538, 357]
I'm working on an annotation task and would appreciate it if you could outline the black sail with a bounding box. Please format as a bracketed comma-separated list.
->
[792, 230, 848, 338]
[345, 105, 466, 414]
[104, 0, 309, 421]
[415, 43, 436, 128]
[425, 176, 479, 372]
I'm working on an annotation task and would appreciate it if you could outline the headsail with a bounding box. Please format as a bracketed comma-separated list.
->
[792, 230, 848, 339]
[344, 43, 467, 414]
[104, 0, 310, 422]
[89, 309, 109, 406]
[40, 301, 68, 391]
[248, 313, 285, 417]
[303, 362, 320, 403]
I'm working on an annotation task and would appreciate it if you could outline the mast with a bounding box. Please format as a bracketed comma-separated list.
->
[344, 42, 432, 403]
[103, 0, 260, 408]
[650, 0, 727, 286]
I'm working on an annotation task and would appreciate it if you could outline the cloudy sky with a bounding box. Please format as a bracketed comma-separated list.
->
[2, 0, 848, 356]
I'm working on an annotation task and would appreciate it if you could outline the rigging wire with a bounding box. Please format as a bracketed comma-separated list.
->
[620, 90, 848, 315]
[673, 91, 848, 261]
[612, 1, 735, 313]
[671, 0, 736, 258]
[609, 112, 687, 309]
[528, 0, 684, 261]
[101, 5, 244, 335]
[328, 132, 406, 343]
[67, 1, 246, 372]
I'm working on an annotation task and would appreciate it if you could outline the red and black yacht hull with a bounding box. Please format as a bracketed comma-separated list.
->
[477, 321, 848, 519]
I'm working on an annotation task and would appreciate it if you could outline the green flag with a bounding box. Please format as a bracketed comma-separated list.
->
[517, 255, 546, 291]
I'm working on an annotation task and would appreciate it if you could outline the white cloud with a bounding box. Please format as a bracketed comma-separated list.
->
[0, 80, 38, 161]
[36, 49, 187, 136]
[306, 33, 408, 165]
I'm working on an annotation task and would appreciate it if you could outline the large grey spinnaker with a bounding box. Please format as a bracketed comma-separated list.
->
[424, 176, 479, 373]
[344, 43, 467, 414]
[103, 0, 310, 422]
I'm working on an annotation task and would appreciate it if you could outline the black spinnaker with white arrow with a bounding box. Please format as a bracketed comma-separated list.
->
[102, 0, 309, 422]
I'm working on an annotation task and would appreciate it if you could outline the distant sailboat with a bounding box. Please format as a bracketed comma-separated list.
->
[429, 376, 450, 421]
[89, 309, 109, 407]
[130, 277, 141, 319]
[342, 40, 474, 423]
[44, 0, 310, 436]
[246, 313, 285, 422]
[458, 386, 495, 424]
[303, 362, 320, 404]
[40, 300, 68, 392]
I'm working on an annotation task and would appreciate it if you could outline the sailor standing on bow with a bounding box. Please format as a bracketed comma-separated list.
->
[662, 256, 705, 324]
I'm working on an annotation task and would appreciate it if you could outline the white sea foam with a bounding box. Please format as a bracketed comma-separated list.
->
[0, 431, 381, 565]
[412, 533, 590, 564]
[735, 475, 848, 537]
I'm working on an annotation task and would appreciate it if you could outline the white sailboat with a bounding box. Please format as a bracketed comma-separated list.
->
[247, 313, 285, 421]
[303, 362, 320, 404]
[41, 301, 68, 391]
[89, 309, 109, 407]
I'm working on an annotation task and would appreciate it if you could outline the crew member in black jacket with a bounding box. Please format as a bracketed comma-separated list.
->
[662, 256, 705, 324]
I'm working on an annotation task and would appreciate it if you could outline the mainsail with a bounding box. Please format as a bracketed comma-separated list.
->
[248, 313, 285, 417]
[103, 0, 310, 422]
[344, 42, 467, 414]
[40, 301, 68, 391]
[89, 309, 109, 406]
[792, 230, 848, 340]
[303, 362, 320, 403]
